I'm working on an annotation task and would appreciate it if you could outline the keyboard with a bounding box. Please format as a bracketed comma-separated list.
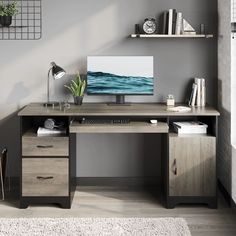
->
[80, 118, 130, 124]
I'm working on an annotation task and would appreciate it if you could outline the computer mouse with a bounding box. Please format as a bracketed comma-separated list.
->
[150, 120, 158, 124]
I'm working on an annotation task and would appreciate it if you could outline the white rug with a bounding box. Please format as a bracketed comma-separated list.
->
[0, 218, 191, 236]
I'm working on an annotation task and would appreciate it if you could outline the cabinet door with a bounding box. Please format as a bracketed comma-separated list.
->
[169, 135, 216, 196]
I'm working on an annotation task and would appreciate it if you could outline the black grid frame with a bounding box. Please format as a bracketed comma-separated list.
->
[0, 0, 42, 40]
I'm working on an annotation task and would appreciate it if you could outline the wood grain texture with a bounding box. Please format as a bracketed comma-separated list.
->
[18, 103, 220, 117]
[22, 136, 69, 156]
[169, 134, 216, 197]
[22, 158, 69, 197]
[70, 121, 169, 133]
[200, 137, 216, 196]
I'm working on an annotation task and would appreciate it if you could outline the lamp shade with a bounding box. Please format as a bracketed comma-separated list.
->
[44, 62, 66, 107]
[51, 62, 66, 80]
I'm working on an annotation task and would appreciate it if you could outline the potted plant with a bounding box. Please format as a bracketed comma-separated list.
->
[0, 1, 18, 27]
[64, 72, 86, 105]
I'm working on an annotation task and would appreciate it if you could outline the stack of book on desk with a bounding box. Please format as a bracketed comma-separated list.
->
[189, 78, 206, 107]
[37, 127, 66, 136]
[173, 121, 208, 134]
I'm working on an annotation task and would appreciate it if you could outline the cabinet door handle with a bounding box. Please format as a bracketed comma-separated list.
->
[36, 145, 53, 148]
[36, 176, 54, 180]
[172, 159, 177, 175]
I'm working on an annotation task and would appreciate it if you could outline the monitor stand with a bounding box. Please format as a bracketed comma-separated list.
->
[107, 95, 131, 106]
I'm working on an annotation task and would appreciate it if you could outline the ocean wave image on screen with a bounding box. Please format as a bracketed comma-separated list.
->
[87, 71, 154, 94]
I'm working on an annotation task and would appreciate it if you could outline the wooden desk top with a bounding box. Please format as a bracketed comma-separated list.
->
[18, 103, 220, 117]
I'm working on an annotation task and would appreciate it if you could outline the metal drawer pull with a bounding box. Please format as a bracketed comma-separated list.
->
[36, 145, 53, 148]
[172, 159, 177, 175]
[37, 176, 54, 180]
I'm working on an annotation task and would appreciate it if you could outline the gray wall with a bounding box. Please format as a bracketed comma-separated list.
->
[0, 0, 218, 178]
[218, 0, 236, 205]
[231, 1, 236, 204]
[218, 0, 232, 196]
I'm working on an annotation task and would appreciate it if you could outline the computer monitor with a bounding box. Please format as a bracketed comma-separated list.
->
[87, 56, 154, 105]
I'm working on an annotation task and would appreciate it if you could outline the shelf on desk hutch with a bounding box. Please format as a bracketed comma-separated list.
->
[130, 34, 214, 39]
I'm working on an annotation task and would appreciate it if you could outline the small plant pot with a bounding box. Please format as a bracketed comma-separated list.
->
[0, 16, 12, 27]
[74, 96, 84, 105]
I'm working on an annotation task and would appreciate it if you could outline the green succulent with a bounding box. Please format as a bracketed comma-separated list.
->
[64, 72, 86, 97]
[0, 1, 18, 16]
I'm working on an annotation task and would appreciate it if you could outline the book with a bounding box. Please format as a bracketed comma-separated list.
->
[173, 126, 207, 134]
[188, 78, 206, 107]
[37, 127, 66, 136]
[135, 24, 140, 34]
[195, 78, 201, 107]
[172, 9, 177, 34]
[189, 83, 198, 107]
[168, 9, 173, 35]
[173, 121, 208, 134]
[188, 85, 194, 106]
[201, 78, 206, 107]
[175, 12, 183, 35]
[173, 121, 208, 128]
[162, 11, 168, 34]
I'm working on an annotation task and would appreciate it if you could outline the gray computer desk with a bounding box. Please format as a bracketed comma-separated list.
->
[18, 103, 220, 209]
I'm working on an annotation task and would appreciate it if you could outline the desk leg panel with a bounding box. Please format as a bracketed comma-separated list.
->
[69, 133, 77, 202]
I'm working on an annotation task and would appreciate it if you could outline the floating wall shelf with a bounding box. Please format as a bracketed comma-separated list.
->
[0, 0, 42, 40]
[130, 34, 214, 39]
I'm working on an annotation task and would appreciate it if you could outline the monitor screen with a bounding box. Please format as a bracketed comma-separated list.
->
[87, 56, 154, 95]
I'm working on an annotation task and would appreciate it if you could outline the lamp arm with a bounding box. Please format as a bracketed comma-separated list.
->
[47, 67, 53, 104]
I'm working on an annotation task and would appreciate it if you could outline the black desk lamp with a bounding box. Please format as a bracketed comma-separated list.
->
[44, 62, 66, 107]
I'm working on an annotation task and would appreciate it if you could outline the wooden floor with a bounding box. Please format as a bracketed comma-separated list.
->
[0, 186, 236, 236]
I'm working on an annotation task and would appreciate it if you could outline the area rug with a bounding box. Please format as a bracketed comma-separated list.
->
[0, 218, 191, 236]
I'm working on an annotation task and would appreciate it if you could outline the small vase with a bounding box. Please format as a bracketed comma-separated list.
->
[74, 96, 83, 105]
[0, 16, 12, 27]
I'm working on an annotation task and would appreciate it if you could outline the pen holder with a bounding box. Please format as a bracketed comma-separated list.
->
[167, 95, 175, 106]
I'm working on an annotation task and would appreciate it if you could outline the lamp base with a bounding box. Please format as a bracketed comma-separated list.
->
[43, 101, 59, 107]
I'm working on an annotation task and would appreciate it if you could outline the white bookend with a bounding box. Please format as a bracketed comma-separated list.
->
[183, 18, 196, 34]
[195, 78, 201, 107]
[191, 83, 198, 107]
[175, 12, 182, 35]
[201, 78, 206, 107]
[168, 9, 173, 35]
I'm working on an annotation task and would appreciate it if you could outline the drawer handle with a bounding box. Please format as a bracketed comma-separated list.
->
[36, 145, 53, 149]
[37, 176, 54, 180]
[172, 159, 177, 176]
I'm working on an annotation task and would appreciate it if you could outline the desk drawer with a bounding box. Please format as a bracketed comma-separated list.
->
[22, 136, 69, 156]
[22, 158, 69, 197]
